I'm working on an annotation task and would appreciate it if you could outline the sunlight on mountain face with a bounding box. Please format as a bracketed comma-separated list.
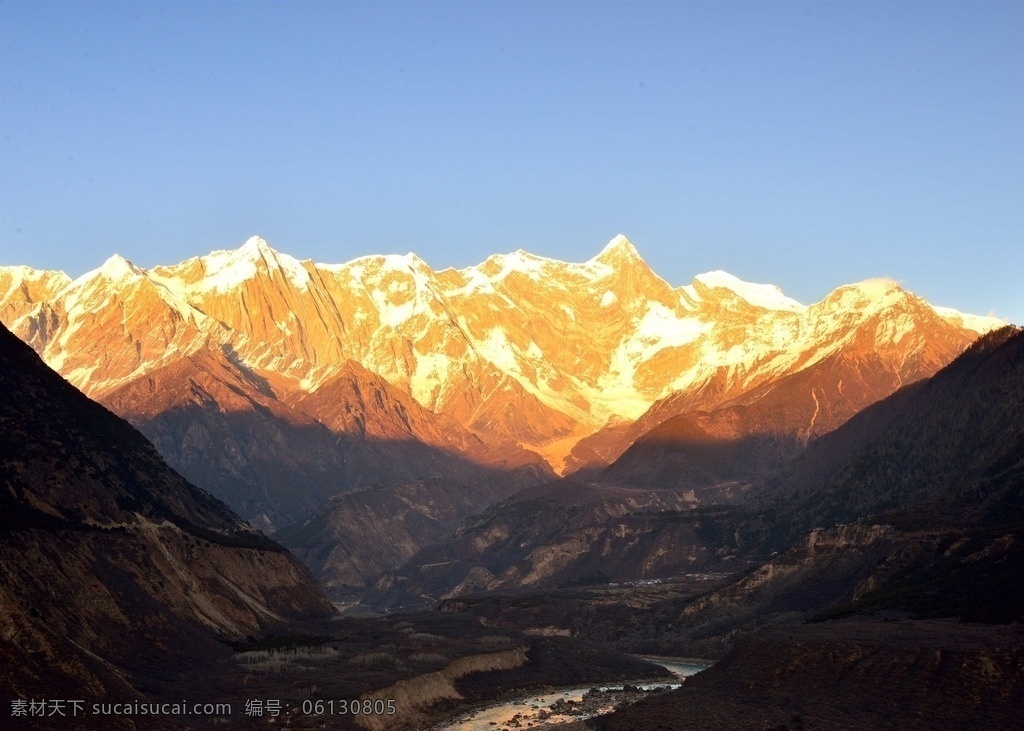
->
[0, 235, 1002, 477]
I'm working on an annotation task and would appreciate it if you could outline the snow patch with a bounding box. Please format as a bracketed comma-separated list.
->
[595, 302, 711, 418]
[849, 277, 901, 300]
[274, 252, 312, 290]
[931, 305, 1007, 334]
[876, 313, 917, 345]
[363, 259, 437, 328]
[600, 290, 617, 307]
[634, 302, 707, 348]
[275, 313, 297, 337]
[371, 290, 415, 327]
[342, 262, 366, 287]
[447, 267, 495, 296]
[693, 270, 804, 311]
[378, 252, 428, 271]
[476, 327, 521, 373]
[197, 249, 258, 292]
[471, 250, 550, 283]
[410, 351, 452, 407]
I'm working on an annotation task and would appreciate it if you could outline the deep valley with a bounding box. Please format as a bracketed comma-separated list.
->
[1, 238, 1021, 729]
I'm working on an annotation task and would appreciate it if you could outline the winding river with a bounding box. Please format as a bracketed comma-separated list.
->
[434, 657, 710, 730]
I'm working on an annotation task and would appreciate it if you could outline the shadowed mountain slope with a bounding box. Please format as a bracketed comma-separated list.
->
[771, 324, 1024, 533]
[101, 349, 551, 531]
[575, 286, 984, 479]
[595, 327, 1024, 730]
[0, 323, 334, 712]
[657, 326, 1024, 652]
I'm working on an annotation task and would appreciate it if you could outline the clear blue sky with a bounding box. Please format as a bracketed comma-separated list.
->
[1, 1, 1021, 322]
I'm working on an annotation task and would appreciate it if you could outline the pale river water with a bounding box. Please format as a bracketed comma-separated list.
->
[434, 657, 710, 731]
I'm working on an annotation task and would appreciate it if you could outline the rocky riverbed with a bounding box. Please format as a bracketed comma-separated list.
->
[433, 659, 709, 731]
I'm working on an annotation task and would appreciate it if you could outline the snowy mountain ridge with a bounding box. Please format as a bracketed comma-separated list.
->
[0, 235, 1003, 471]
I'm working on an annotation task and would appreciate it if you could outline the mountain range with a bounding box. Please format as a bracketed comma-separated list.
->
[1, 233, 1020, 729]
[0, 317, 670, 731]
[0, 235, 999, 472]
[0, 235, 1005, 596]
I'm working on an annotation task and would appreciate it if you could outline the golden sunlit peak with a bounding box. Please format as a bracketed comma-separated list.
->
[592, 234, 641, 264]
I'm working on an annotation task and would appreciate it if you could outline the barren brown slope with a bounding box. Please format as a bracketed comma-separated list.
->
[99, 346, 350, 530]
[0, 322, 334, 711]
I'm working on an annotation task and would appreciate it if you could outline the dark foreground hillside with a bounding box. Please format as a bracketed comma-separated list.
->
[0, 322, 337, 726]
[596, 620, 1024, 731]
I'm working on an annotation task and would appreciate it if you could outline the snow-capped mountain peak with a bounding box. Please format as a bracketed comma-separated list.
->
[688, 270, 805, 312]
[820, 278, 909, 314]
[167, 235, 312, 293]
[930, 306, 1007, 335]
[0, 265, 72, 303]
[240, 235, 275, 257]
[472, 249, 553, 281]
[590, 234, 642, 267]
[94, 254, 145, 283]
[845, 277, 903, 299]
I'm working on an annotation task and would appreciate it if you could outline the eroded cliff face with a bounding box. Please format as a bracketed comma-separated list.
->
[670, 523, 920, 656]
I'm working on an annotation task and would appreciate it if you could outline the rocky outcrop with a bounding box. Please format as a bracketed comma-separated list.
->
[670, 523, 908, 656]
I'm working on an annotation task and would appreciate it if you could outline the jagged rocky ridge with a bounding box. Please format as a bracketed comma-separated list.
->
[0, 236, 998, 472]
